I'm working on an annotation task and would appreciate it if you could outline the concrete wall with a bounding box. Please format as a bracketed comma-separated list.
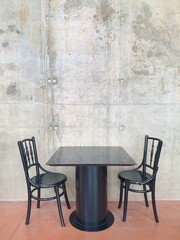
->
[0, 0, 180, 201]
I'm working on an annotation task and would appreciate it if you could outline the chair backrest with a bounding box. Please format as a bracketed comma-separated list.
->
[18, 137, 40, 181]
[142, 135, 163, 176]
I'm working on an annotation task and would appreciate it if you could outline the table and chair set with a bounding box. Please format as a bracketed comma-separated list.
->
[17, 135, 163, 232]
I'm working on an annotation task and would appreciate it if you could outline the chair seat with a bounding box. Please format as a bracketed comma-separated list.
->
[31, 172, 67, 187]
[118, 170, 151, 184]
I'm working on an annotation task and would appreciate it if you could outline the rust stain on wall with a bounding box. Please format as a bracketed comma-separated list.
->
[18, 7, 29, 28]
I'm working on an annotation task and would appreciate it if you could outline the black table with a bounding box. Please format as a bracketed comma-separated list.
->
[47, 146, 136, 231]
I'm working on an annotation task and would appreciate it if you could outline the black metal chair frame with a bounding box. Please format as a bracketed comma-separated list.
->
[18, 137, 71, 227]
[118, 135, 163, 222]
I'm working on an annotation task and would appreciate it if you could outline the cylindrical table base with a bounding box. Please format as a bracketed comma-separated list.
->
[69, 165, 114, 231]
[70, 210, 114, 231]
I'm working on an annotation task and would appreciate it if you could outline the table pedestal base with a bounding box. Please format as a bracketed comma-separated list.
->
[69, 210, 114, 232]
[69, 165, 114, 231]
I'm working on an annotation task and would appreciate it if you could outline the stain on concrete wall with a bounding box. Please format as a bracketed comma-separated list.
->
[132, 3, 180, 77]
[0, 0, 180, 200]
[6, 83, 17, 96]
[0, 0, 44, 200]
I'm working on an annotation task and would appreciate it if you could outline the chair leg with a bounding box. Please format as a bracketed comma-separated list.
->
[62, 183, 71, 209]
[118, 180, 123, 209]
[151, 184, 159, 223]
[122, 182, 130, 222]
[25, 188, 31, 225]
[37, 188, 41, 208]
[143, 185, 149, 207]
[54, 186, 65, 227]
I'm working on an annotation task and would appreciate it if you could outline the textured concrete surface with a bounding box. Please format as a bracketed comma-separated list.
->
[0, 0, 180, 200]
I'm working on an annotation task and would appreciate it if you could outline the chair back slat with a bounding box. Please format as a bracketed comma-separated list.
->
[150, 139, 154, 167]
[29, 140, 35, 164]
[18, 137, 40, 180]
[22, 140, 36, 168]
[24, 141, 31, 166]
[142, 135, 163, 175]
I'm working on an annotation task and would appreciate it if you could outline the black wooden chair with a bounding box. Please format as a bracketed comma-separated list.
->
[118, 135, 163, 222]
[17, 137, 71, 227]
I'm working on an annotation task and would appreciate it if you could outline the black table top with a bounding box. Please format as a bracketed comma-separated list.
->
[46, 146, 136, 166]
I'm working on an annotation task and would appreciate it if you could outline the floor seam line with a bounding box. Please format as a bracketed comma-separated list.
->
[9, 215, 24, 240]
